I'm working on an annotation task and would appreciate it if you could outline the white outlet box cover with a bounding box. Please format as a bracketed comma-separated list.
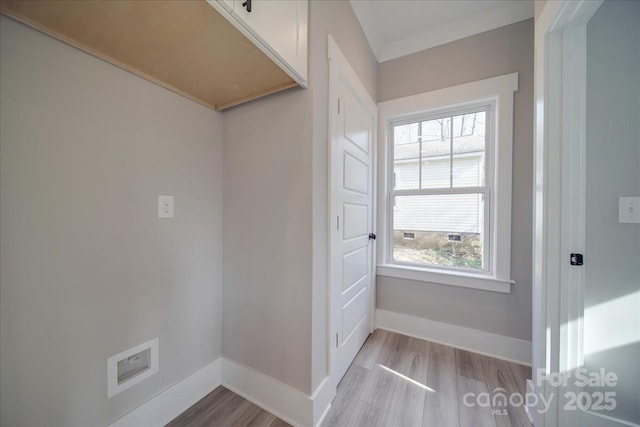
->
[107, 337, 159, 398]
[619, 196, 640, 224]
[158, 195, 174, 218]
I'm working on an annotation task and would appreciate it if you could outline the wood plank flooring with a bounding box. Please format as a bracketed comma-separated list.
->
[166, 386, 291, 427]
[167, 330, 531, 427]
[322, 330, 532, 427]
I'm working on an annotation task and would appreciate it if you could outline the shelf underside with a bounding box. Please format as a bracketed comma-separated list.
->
[0, 0, 298, 110]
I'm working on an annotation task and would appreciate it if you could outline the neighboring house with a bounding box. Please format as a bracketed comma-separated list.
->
[394, 129, 484, 235]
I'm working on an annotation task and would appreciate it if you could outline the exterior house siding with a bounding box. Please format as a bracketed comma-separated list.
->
[394, 155, 482, 233]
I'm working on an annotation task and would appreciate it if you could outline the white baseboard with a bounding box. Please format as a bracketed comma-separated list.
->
[221, 358, 312, 427]
[376, 309, 532, 365]
[107, 313, 530, 427]
[310, 376, 334, 427]
[525, 379, 536, 425]
[109, 357, 222, 427]
[221, 358, 334, 427]
[109, 356, 333, 427]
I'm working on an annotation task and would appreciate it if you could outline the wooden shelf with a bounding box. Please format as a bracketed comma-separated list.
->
[0, 0, 298, 110]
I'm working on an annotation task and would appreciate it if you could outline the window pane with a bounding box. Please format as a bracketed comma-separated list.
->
[393, 162, 419, 189]
[452, 112, 485, 187]
[421, 159, 449, 188]
[393, 194, 484, 270]
[393, 122, 419, 145]
[393, 123, 420, 189]
[421, 118, 448, 144]
[421, 117, 451, 189]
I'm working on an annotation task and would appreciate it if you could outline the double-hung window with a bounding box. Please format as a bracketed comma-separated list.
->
[377, 74, 518, 293]
[391, 106, 490, 271]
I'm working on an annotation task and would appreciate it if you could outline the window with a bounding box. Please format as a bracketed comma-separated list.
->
[391, 108, 489, 271]
[377, 74, 518, 293]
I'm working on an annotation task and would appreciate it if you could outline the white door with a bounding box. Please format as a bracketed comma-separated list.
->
[534, 1, 640, 426]
[329, 38, 376, 386]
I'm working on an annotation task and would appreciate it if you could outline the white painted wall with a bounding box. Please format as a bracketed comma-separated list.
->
[0, 16, 223, 426]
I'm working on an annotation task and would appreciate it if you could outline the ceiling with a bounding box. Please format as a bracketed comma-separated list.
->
[349, 0, 534, 62]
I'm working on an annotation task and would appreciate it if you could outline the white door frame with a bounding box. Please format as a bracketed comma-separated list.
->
[532, 1, 603, 426]
[327, 35, 377, 393]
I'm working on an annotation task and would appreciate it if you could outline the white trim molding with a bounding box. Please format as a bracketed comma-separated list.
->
[349, 0, 533, 63]
[221, 358, 311, 427]
[109, 357, 222, 427]
[221, 358, 333, 427]
[376, 309, 532, 365]
[205, 0, 308, 87]
[328, 36, 377, 114]
[377, 264, 513, 293]
[377, 73, 518, 293]
[533, 1, 609, 427]
[525, 379, 536, 425]
[310, 376, 334, 427]
[378, 2, 534, 62]
[109, 357, 333, 427]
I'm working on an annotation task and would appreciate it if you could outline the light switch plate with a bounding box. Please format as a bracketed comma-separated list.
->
[618, 196, 640, 224]
[158, 195, 174, 218]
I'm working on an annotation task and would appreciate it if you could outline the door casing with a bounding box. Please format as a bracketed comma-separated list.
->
[532, 2, 609, 426]
[327, 35, 378, 393]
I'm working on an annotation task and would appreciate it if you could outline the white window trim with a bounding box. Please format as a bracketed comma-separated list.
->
[376, 73, 518, 294]
[389, 103, 493, 276]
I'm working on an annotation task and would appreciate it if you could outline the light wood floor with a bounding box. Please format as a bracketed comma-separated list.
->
[166, 386, 291, 427]
[322, 329, 532, 427]
[167, 330, 531, 427]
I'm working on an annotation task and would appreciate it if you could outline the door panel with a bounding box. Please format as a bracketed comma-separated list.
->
[344, 100, 371, 154]
[343, 153, 369, 195]
[341, 277, 367, 306]
[342, 203, 368, 240]
[342, 247, 368, 291]
[341, 287, 368, 340]
[330, 65, 375, 384]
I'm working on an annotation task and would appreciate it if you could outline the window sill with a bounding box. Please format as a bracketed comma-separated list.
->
[376, 264, 514, 293]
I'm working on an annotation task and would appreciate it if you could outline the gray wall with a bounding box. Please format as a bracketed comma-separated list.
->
[0, 16, 223, 427]
[223, 0, 377, 395]
[585, 1, 640, 423]
[223, 88, 314, 393]
[308, 0, 378, 391]
[377, 19, 534, 341]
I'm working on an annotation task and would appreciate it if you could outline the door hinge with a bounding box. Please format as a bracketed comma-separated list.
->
[336, 333, 339, 348]
[570, 253, 584, 266]
[369, 233, 376, 240]
[337, 98, 340, 114]
[337, 216, 340, 230]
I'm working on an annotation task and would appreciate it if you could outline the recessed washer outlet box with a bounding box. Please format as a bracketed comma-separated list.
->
[107, 338, 159, 398]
